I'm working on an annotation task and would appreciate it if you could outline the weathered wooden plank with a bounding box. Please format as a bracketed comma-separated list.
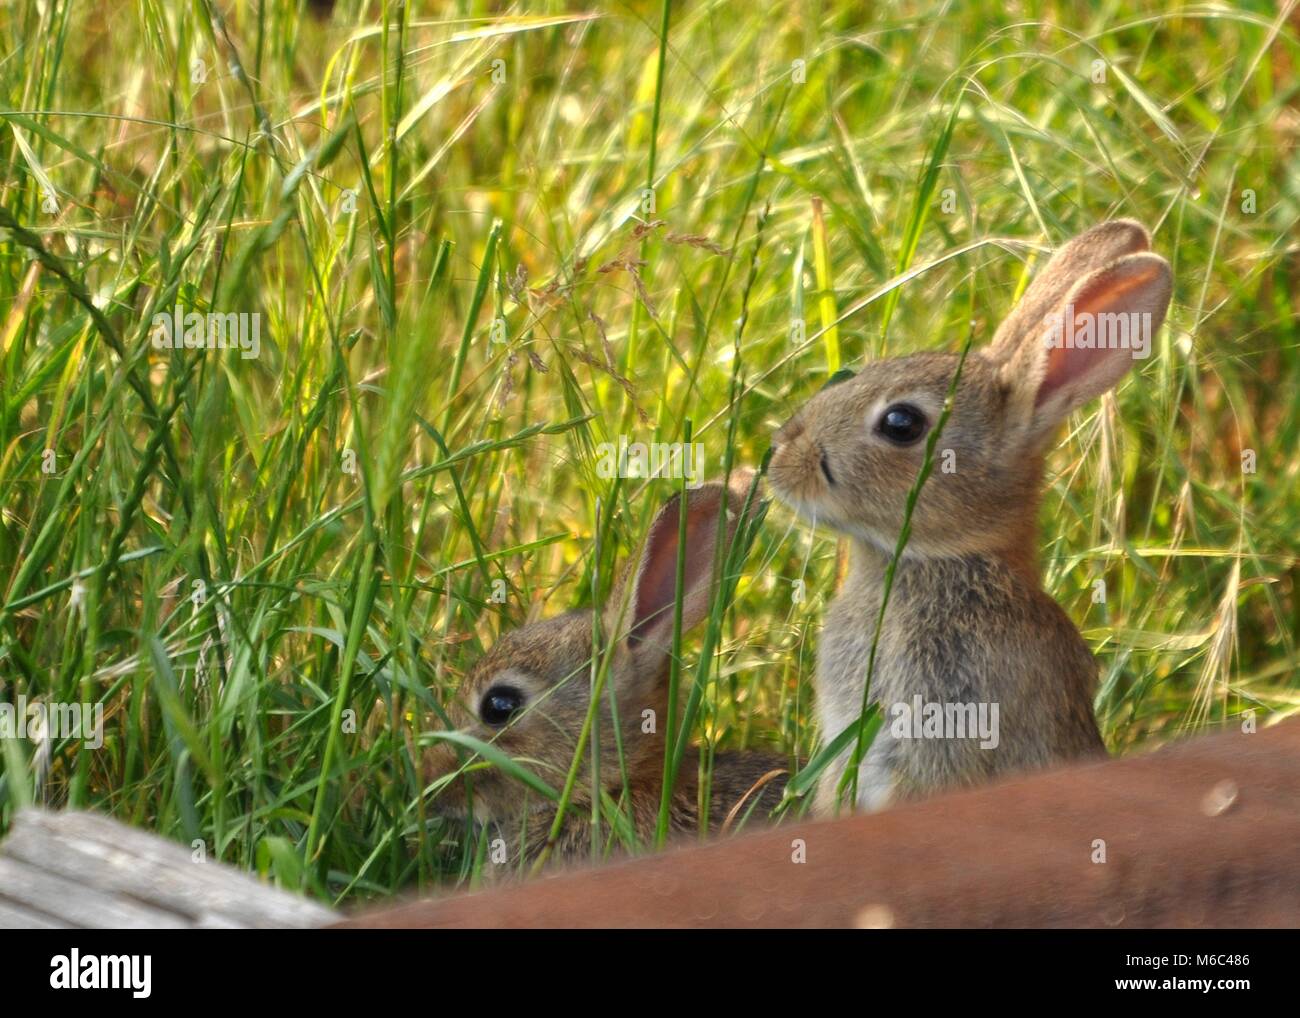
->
[0, 856, 191, 929]
[0, 898, 74, 929]
[337, 719, 1300, 928]
[2, 810, 335, 929]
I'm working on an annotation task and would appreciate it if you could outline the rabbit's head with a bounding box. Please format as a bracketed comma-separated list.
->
[425, 475, 756, 824]
[768, 220, 1172, 568]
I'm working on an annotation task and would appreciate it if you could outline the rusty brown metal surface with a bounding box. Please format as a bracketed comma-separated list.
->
[338, 719, 1300, 928]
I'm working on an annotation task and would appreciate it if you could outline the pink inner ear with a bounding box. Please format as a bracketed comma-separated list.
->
[1036, 340, 1127, 407]
[1036, 266, 1161, 407]
[629, 498, 714, 645]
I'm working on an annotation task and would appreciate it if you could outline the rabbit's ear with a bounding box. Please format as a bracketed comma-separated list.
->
[988, 220, 1152, 358]
[609, 475, 753, 670]
[999, 251, 1172, 446]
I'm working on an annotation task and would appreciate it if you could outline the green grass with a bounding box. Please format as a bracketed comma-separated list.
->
[1, 0, 1297, 904]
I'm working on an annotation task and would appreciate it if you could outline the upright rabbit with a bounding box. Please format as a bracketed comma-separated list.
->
[424, 476, 786, 873]
[768, 219, 1172, 815]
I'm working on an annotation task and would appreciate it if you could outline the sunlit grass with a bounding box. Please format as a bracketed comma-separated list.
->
[0, 0, 1297, 904]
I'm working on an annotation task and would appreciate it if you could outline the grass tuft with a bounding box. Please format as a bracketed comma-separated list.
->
[0, 0, 1297, 902]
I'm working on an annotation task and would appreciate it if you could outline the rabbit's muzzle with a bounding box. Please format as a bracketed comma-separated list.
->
[424, 740, 459, 782]
[768, 414, 828, 507]
[423, 740, 502, 821]
[423, 740, 480, 813]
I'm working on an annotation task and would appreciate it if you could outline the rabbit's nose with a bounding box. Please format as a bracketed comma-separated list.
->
[423, 741, 459, 781]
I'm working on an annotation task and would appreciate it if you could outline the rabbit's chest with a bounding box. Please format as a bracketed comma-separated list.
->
[817, 594, 882, 721]
[813, 597, 901, 812]
[817, 588, 953, 714]
[815, 575, 1005, 811]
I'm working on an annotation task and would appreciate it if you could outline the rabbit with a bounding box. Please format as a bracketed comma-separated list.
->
[767, 219, 1173, 816]
[424, 474, 787, 874]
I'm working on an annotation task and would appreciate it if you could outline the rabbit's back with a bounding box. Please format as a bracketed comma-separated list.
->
[707, 750, 787, 831]
[505, 749, 786, 874]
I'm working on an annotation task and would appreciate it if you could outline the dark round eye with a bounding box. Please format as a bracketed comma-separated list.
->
[876, 403, 928, 445]
[479, 685, 524, 727]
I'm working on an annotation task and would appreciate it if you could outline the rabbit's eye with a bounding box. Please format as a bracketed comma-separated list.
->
[479, 685, 525, 727]
[876, 403, 928, 445]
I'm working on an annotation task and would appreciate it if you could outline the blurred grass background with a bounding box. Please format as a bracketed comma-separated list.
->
[0, 0, 1297, 903]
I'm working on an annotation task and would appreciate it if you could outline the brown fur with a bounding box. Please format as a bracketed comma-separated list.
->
[425, 478, 786, 875]
[768, 220, 1173, 814]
